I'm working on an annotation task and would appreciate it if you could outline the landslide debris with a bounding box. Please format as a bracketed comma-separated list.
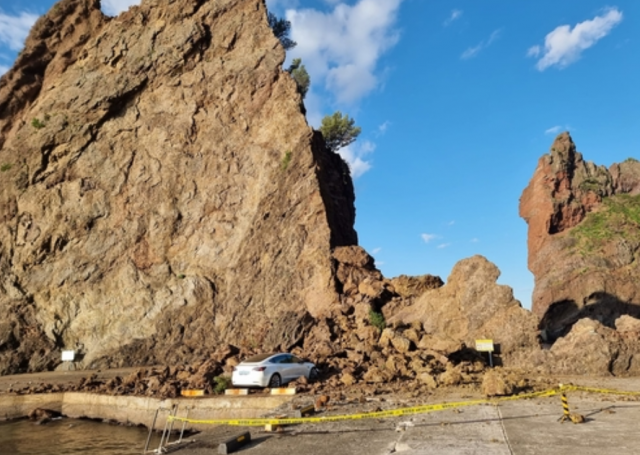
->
[1, 0, 638, 390]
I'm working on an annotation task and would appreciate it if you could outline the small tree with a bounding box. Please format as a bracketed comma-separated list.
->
[268, 12, 296, 50]
[287, 58, 310, 99]
[319, 111, 362, 152]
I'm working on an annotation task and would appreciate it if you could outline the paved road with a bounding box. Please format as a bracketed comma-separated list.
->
[169, 395, 640, 455]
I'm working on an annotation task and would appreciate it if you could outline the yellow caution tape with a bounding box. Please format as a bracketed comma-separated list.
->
[167, 388, 559, 426]
[561, 385, 640, 396]
[165, 384, 640, 427]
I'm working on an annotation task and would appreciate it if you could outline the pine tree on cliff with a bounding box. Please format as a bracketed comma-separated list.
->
[268, 12, 296, 50]
[287, 58, 310, 99]
[319, 112, 362, 153]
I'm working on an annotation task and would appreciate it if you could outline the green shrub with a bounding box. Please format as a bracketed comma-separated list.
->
[213, 376, 232, 394]
[570, 194, 640, 254]
[31, 118, 46, 129]
[624, 157, 639, 163]
[578, 178, 601, 193]
[281, 150, 292, 171]
[0, 163, 11, 172]
[369, 308, 386, 331]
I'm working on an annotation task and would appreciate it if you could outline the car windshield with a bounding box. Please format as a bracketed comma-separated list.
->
[243, 353, 275, 363]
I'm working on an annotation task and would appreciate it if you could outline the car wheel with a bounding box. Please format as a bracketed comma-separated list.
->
[309, 367, 319, 382]
[268, 373, 282, 388]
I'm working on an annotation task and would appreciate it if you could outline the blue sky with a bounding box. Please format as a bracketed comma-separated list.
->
[1, 1, 639, 308]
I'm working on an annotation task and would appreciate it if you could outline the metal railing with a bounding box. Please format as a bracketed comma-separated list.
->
[143, 404, 191, 454]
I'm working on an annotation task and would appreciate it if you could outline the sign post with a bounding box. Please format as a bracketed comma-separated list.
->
[475, 339, 495, 367]
[61, 350, 75, 370]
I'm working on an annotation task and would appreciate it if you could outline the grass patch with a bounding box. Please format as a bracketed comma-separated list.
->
[213, 376, 232, 394]
[31, 118, 46, 129]
[0, 163, 12, 172]
[570, 194, 640, 253]
[369, 308, 386, 331]
[281, 150, 292, 171]
[578, 178, 602, 193]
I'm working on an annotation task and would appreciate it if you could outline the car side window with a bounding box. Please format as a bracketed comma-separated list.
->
[270, 355, 285, 364]
[281, 355, 292, 364]
[291, 356, 302, 363]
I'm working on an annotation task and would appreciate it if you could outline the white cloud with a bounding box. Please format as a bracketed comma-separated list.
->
[102, 0, 141, 16]
[0, 65, 8, 75]
[337, 140, 375, 178]
[371, 247, 382, 254]
[287, 0, 403, 104]
[421, 233, 439, 243]
[0, 11, 38, 51]
[437, 243, 451, 249]
[461, 29, 501, 60]
[529, 8, 623, 71]
[447, 220, 455, 226]
[545, 125, 562, 135]
[527, 45, 541, 57]
[378, 121, 390, 134]
[470, 238, 479, 243]
[444, 9, 463, 27]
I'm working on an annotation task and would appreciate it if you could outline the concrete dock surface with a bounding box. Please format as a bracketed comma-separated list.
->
[169, 395, 640, 455]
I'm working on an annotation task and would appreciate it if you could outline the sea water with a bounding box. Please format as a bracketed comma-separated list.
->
[0, 418, 162, 454]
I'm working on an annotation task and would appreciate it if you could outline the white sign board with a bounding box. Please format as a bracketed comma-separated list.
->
[475, 339, 494, 352]
[61, 350, 75, 362]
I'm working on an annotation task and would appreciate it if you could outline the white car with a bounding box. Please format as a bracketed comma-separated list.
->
[231, 353, 318, 388]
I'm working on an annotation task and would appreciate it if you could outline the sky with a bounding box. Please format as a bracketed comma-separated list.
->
[1, 0, 639, 309]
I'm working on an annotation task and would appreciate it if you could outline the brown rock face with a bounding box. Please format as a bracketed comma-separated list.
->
[520, 132, 640, 338]
[531, 317, 640, 376]
[388, 274, 443, 299]
[387, 255, 539, 364]
[0, 0, 357, 373]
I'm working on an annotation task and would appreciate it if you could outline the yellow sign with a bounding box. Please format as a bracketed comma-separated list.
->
[180, 389, 205, 397]
[475, 339, 494, 352]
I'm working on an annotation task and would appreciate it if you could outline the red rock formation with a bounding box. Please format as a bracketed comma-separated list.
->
[520, 132, 640, 338]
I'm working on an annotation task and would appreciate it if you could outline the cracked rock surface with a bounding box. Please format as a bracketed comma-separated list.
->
[0, 0, 356, 373]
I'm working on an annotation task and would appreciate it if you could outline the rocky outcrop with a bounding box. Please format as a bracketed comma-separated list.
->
[520, 132, 640, 338]
[526, 316, 640, 377]
[387, 256, 539, 365]
[0, 0, 357, 373]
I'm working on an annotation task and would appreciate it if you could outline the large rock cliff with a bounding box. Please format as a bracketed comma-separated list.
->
[0, 0, 357, 373]
[520, 132, 640, 340]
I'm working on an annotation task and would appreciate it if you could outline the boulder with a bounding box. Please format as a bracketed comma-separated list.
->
[481, 370, 514, 397]
[389, 274, 444, 298]
[388, 256, 539, 364]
